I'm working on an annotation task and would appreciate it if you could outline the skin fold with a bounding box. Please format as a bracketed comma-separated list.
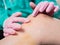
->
[0, 13, 60, 45]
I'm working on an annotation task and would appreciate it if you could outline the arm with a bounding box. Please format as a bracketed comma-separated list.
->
[0, 13, 60, 45]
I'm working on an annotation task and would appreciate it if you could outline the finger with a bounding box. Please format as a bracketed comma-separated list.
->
[46, 2, 54, 13]
[47, 9, 54, 16]
[9, 23, 22, 30]
[3, 28, 16, 34]
[39, 1, 49, 12]
[54, 6, 59, 12]
[32, 2, 43, 16]
[11, 12, 22, 17]
[11, 17, 30, 23]
[30, 2, 36, 9]
[3, 33, 10, 37]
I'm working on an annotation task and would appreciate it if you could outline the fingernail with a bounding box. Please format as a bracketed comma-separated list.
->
[11, 31, 16, 34]
[9, 30, 16, 34]
[4, 33, 9, 37]
[25, 18, 30, 23]
[39, 9, 44, 12]
[31, 13, 35, 17]
[54, 6, 59, 12]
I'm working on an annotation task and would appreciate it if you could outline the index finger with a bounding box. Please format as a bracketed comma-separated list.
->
[32, 2, 43, 16]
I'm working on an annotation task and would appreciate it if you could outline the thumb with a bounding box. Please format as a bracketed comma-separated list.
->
[30, 2, 36, 9]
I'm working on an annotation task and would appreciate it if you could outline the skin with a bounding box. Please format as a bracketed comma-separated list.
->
[3, 1, 59, 37]
[1, 13, 60, 45]
[3, 12, 30, 36]
[31, 2, 59, 16]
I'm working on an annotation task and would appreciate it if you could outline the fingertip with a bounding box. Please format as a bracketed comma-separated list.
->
[32, 2, 44, 17]
[32, 12, 38, 17]
[15, 12, 22, 16]
[30, 2, 36, 9]
[39, 2, 49, 12]
[54, 6, 59, 12]
[12, 12, 22, 17]
[39, 8, 44, 12]
[3, 33, 9, 37]
[46, 2, 54, 13]
[31, 13, 35, 17]
[30, 2, 34, 5]
[24, 18, 30, 23]
[10, 30, 16, 34]
[6, 28, 16, 34]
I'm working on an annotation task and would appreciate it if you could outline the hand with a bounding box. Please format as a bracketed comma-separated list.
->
[1, 14, 60, 45]
[30, 1, 59, 16]
[3, 12, 29, 37]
